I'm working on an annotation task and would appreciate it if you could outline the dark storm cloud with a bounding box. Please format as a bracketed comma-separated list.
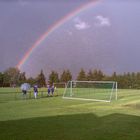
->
[0, 0, 94, 2]
[0, 0, 90, 71]
[1, 0, 140, 76]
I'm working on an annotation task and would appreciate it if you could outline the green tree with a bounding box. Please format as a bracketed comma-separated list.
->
[18, 72, 27, 85]
[60, 70, 72, 83]
[131, 72, 137, 88]
[87, 69, 94, 81]
[0, 72, 4, 87]
[92, 69, 98, 81]
[3, 67, 20, 87]
[66, 70, 72, 82]
[111, 72, 117, 81]
[27, 77, 37, 87]
[91, 69, 104, 81]
[97, 70, 104, 80]
[77, 68, 87, 81]
[60, 70, 66, 82]
[136, 72, 140, 89]
[36, 70, 46, 87]
[49, 71, 59, 84]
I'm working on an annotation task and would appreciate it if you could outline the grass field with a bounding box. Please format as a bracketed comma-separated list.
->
[1, 88, 140, 140]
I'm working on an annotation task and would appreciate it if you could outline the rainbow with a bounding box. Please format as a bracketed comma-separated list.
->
[17, 0, 99, 69]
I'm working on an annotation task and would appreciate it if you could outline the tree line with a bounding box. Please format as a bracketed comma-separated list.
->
[0, 67, 140, 89]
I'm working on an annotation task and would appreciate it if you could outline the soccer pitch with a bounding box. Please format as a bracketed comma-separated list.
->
[0, 88, 140, 140]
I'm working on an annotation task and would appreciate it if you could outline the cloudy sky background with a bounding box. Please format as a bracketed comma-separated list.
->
[0, 0, 140, 77]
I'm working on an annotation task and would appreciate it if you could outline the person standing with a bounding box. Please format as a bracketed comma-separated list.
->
[33, 85, 38, 99]
[21, 83, 30, 99]
[47, 83, 51, 96]
[51, 83, 55, 96]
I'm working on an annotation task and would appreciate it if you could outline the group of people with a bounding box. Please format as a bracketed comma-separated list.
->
[21, 83, 56, 99]
[33, 83, 55, 99]
[47, 83, 55, 97]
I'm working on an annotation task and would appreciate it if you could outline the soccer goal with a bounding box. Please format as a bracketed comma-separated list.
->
[53, 82, 67, 96]
[63, 81, 117, 102]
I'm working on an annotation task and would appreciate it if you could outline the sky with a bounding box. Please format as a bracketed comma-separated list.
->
[0, 0, 140, 77]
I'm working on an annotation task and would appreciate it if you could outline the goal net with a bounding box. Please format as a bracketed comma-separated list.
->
[53, 82, 67, 96]
[63, 81, 117, 102]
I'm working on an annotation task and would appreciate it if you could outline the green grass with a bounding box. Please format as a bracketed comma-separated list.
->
[0, 88, 140, 139]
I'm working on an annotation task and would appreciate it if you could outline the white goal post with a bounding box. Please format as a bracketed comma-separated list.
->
[63, 80, 117, 102]
[53, 82, 67, 96]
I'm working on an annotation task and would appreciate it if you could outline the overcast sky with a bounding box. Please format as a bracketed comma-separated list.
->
[0, 0, 140, 77]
